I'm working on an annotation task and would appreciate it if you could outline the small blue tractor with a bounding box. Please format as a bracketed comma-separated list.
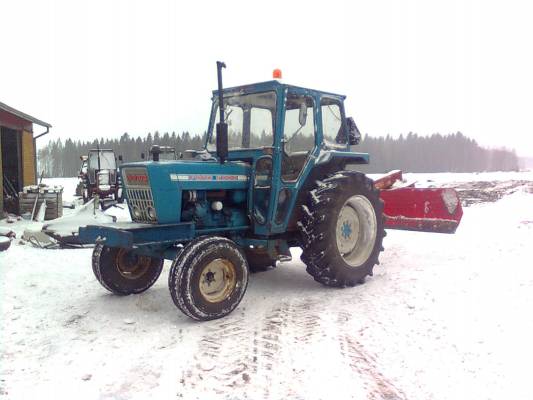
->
[80, 62, 462, 321]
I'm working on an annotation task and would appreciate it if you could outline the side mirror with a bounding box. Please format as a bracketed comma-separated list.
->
[141, 152, 145, 160]
[298, 103, 307, 126]
[346, 117, 361, 145]
[118, 155, 123, 162]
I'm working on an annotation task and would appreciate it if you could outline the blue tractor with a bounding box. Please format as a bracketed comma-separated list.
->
[80, 62, 458, 321]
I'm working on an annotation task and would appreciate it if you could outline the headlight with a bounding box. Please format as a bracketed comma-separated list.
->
[147, 206, 157, 221]
[132, 206, 142, 219]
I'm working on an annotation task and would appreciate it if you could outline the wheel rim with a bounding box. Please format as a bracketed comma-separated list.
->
[199, 259, 237, 303]
[336, 195, 377, 267]
[116, 249, 152, 280]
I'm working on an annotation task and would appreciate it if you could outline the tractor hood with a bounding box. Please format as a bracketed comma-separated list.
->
[122, 160, 250, 190]
[120, 160, 250, 223]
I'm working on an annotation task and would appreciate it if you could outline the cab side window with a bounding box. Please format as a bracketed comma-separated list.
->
[321, 98, 346, 145]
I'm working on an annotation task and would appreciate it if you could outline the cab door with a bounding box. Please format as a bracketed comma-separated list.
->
[249, 154, 273, 235]
[269, 89, 318, 234]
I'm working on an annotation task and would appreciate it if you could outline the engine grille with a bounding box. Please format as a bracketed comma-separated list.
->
[126, 187, 156, 223]
[122, 167, 156, 223]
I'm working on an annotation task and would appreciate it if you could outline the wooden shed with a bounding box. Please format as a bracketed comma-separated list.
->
[0, 101, 51, 215]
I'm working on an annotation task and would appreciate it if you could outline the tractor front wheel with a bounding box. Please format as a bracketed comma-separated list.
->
[298, 171, 385, 287]
[92, 245, 164, 295]
[168, 236, 249, 321]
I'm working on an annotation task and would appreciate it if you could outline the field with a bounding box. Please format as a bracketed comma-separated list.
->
[1, 172, 532, 399]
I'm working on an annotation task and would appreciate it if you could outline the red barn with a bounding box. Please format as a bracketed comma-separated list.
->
[0, 101, 51, 215]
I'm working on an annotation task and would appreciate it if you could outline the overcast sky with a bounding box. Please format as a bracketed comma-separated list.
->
[2, 0, 532, 157]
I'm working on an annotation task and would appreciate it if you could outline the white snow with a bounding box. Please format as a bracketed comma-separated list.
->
[43, 199, 116, 238]
[0, 178, 131, 241]
[1, 172, 532, 399]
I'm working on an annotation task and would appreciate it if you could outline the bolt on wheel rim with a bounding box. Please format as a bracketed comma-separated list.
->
[199, 259, 237, 303]
[335, 195, 377, 267]
[116, 249, 152, 280]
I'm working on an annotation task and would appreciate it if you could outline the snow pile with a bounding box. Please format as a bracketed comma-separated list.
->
[42, 199, 115, 238]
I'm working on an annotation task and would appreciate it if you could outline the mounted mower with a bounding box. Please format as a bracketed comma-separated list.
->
[79, 62, 462, 321]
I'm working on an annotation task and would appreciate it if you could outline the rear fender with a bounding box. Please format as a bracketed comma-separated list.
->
[315, 149, 369, 166]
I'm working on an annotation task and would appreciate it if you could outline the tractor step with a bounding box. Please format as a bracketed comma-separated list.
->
[376, 171, 463, 234]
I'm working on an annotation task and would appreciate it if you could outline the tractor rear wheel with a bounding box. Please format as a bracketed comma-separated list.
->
[92, 245, 164, 295]
[168, 236, 249, 321]
[298, 171, 385, 287]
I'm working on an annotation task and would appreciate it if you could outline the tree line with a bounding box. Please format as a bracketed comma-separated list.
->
[356, 132, 518, 173]
[37, 130, 519, 177]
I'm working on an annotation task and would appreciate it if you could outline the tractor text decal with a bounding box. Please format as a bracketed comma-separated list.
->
[170, 174, 248, 182]
[126, 174, 149, 185]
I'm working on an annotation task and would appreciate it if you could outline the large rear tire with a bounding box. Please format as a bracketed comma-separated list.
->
[92, 245, 164, 295]
[298, 171, 385, 287]
[168, 236, 249, 321]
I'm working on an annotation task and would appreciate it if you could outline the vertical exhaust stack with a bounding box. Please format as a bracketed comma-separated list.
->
[151, 145, 161, 162]
[216, 61, 228, 164]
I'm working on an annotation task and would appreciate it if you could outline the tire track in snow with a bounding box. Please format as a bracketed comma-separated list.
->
[252, 301, 312, 400]
[179, 302, 314, 399]
[337, 317, 407, 400]
[180, 317, 255, 397]
[180, 296, 406, 400]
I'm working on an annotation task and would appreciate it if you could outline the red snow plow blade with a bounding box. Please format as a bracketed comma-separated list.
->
[375, 171, 463, 234]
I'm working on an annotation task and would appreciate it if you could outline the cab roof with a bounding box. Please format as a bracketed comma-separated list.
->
[212, 80, 346, 100]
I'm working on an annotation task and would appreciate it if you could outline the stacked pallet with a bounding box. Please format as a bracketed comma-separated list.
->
[19, 185, 63, 220]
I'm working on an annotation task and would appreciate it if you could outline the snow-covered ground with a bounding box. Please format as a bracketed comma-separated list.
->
[1, 172, 532, 399]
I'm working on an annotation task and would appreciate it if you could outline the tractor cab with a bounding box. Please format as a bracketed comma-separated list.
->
[146, 145, 177, 161]
[87, 149, 117, 185]
[204, 78, 366, 235]
[80, 149, 121, 203]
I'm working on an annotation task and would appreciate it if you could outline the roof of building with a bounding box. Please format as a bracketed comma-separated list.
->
[0, 101, 52, 128]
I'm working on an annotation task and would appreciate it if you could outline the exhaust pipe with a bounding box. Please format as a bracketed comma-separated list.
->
[151, 145, 161, 162]
[216, 61, 228, 164]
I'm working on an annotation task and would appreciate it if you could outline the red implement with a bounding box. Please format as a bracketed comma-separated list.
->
[376, 171, 463, 234]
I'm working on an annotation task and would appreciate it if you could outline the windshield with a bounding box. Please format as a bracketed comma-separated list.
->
[207, 91, 276, 151]
[88, 151, 116, 170]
